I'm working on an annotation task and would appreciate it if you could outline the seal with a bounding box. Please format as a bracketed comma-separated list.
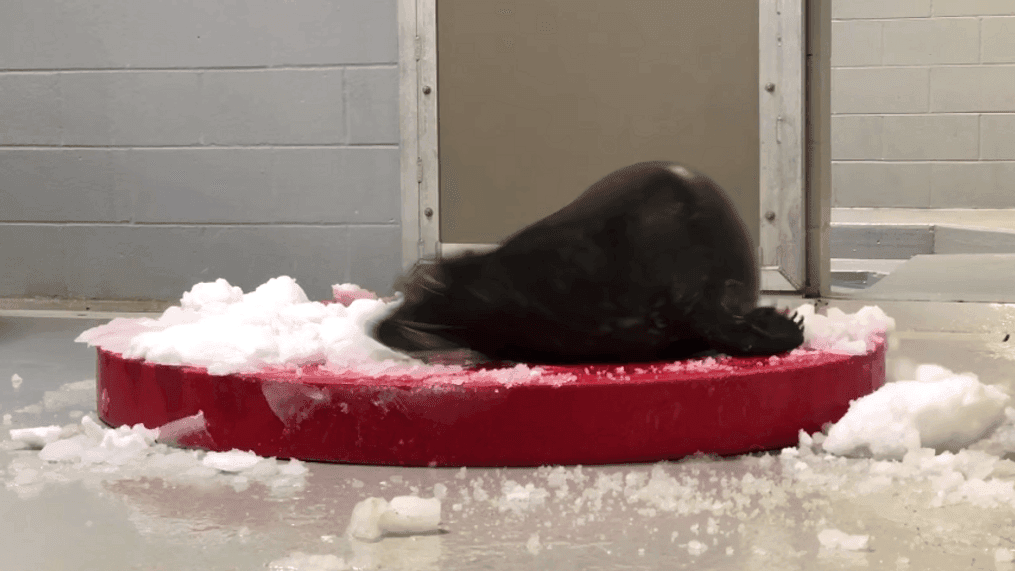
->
[374, 161, 804, 365]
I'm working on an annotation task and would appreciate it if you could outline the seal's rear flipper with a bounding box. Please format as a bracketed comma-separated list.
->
[703, 307, 805, 356]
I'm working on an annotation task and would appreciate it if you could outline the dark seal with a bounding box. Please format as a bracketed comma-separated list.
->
[374, 161, 804, 365]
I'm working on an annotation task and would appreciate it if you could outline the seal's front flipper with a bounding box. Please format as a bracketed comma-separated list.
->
[703, 307, 805, 356]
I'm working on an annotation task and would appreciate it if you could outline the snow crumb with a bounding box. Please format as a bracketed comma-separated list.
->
[525, 532, 542, 555]
[686, 540, 708, 556]
[346, 496, 441, 542]
[822, 364, 1010, 459]
[817, 528, 869, 551]
[268, 552, 349, 571]
[11, 373, 23, 390]
[498, 481, 549, 514]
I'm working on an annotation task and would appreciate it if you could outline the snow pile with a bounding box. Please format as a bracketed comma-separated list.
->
[795, 304, 895, 355]
[6, 415, 308, 499]
[346, 496, 442, 542]
[75, 277, 578, 386]
[821, 364, 1010, 459]
[76, 277, 412, 376]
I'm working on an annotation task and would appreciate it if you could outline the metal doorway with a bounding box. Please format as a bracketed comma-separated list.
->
[399, 0, 821, 294]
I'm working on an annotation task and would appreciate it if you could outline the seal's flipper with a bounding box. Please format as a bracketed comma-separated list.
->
[702, 307, 805, 357]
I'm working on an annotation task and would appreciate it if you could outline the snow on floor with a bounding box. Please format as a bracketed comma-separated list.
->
[4, 382, 308, 501]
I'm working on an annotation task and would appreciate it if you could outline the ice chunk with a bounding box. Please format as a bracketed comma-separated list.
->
[818, 528, 870, 551]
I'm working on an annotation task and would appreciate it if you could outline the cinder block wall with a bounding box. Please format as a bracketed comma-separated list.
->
[0, 0, 401, 303]
[831, 0, 1015, 208]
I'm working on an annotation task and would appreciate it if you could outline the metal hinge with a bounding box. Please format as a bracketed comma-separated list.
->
[414, 36, 421, 60]
[416, 158, 423, 183]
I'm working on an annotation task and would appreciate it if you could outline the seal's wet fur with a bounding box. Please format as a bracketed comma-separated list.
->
[374, 161, 804, 365]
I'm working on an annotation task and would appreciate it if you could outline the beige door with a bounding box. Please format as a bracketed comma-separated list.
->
[437, 1, 760, 247]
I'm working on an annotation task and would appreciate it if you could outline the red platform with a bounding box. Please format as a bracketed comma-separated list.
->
[95, 335, 887, 467]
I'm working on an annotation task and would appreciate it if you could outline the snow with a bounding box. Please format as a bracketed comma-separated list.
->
[795, 304, 895, 355]
[9, 426, 63, 448]
[74, 277, 899, 390]
[346, 496, 442, 542]
[686, 540, 708, 556]
[11, 373, 23, 390]
[268, 552, 349, 571]
[525, 532, 542, 555]
[6, 414, 308, 499]
[75, 276, 579, 386]
[817, 528, 870, 551]
[202, 449, 262, 472]
[821, 364, 1010, 459]
[75, 277, 411, 376]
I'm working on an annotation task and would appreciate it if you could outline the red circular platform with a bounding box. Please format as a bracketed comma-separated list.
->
[95, 336, 886, 467]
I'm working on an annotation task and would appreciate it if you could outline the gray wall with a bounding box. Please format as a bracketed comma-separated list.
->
[0, 0, 403, 303]
[831, 0, 1015, 208]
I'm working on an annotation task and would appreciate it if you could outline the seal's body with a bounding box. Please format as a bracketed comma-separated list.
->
[374, 161, 803, 364]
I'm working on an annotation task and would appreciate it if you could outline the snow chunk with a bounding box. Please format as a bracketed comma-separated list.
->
[526, 533, 542, 555]
[202, 449, 262, 473]
[268, 552, 349, 571]
[795, 303, 894, 355]
[817, 528, 870, 551]
[686, 540, 708, 556]
[823, 365, 1010, 459]
[346, 496, 442, 542]
[10, 425, 63, 449]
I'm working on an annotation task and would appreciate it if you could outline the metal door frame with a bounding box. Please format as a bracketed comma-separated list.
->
[397, 0, 827, 295]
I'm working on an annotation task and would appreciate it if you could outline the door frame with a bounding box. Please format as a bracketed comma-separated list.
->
[397, 0, 828, 295]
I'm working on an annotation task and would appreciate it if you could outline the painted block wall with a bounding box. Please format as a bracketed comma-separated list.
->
[831, 0, 1015, 208]
[0, 0, 401, 302]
